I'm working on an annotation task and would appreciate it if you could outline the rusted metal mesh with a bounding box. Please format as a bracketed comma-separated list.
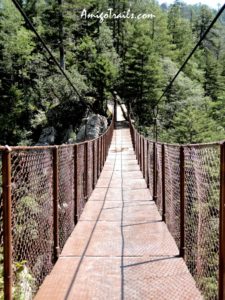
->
[58, 146, 75, 250]
[0, 117, 114, 299]
[184, 145, 220, 300]
[76, 144, 85, 219]
[129, 120, 221, 299]
[156, 144, 162, 215]
[11, 149, 54, 294]
[164, 145, 180, 248]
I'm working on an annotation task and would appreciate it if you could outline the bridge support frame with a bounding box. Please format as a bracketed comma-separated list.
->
[53, 146, 60, 261]
[179, 146, 185, 258]
[162, 144, 166, 222]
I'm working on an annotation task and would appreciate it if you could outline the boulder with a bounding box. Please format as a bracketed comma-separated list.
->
[36, 127, 56, 145]
[76, 114, 108, 142]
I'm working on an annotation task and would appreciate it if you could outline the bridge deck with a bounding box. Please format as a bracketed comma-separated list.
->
[35, 126, 202, 300]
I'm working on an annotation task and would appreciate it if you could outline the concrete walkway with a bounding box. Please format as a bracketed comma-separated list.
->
[35, 125, 202, 300]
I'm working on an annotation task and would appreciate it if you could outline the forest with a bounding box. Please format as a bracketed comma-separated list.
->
[0, 1, 225, 299]
[1, 0, 225, 146]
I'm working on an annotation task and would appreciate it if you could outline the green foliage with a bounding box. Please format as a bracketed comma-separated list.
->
[0, 247, 35, 299]
[161, 105, 224, 144]
[0, 0, 225, 299]
[13, 260, 35, 300]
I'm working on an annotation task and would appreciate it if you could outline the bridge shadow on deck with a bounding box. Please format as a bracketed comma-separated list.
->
[35, 125, 202, 300]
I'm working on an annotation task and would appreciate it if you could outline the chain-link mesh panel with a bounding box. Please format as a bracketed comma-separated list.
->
[0, 119, 114, 299]
[164, 145, 180, 247]
[87, 142, 93, 198]
[58, 146, 75, 250]
[156, 144, 162, 215]
[184, 145, 220, 300]
[128, 122, 223, 299]
[11, 149, 53, 295]
[77, 144, 85, 219]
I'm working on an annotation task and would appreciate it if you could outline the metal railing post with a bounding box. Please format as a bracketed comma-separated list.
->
[139, 135, 141, 167]
[74, 144, 78, 224]
[180, 146, 185, 258]
[147, 141, 150, 188]
[100, 137, 103, 174]
[114, 99, 117, 127]
[85, 142, 88, 200]
[143, 138, 145, 178]
[153, 142, 157, 202]
[53, 146, 60, 261]
[141, 137, 143, 170]
[104, 136, 106, 163]
[2, 147, 12, 300]
[162, 144, 166, 222]
[135, 132, 137, 159]
[102, 136, 104, 168]
[92, 142, 95, 189]
[97, 138, 100, 179]
[102, 137, 104, 165]
[219, 141, 225, 300]
[100, 137, 102, 171]
[134, 131, 137, 159]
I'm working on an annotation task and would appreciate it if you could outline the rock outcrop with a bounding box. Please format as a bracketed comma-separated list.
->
[36, 127, 56, 146]
[36, 114, 108, 145]
[76, 114, 108, 142]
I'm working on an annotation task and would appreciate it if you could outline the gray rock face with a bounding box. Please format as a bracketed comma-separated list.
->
[76, 114, 108, 143]
[36, 115, 108, 145]
[36, 127, 56, 145]
[62, 125, 76, 144]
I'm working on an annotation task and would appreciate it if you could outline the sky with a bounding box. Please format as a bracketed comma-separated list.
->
[157, 0, 222, 10]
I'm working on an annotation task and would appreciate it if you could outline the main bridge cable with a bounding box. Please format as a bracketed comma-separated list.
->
[11, 0, 93, 113]
[153, 3, 225, 112]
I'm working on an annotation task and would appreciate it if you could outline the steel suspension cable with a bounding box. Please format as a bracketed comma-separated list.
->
[11, 0, 93, 112]
[154, 3, 225, 109]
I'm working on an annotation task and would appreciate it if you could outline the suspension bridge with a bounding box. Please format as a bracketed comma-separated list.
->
[1, 2, 225, 299]
[1, 106, 225, 300]
[34, 111, 202, 300]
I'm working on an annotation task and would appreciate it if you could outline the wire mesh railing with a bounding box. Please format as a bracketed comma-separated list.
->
[0, 118, 114, 300]
[129, 117, 225, 300]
